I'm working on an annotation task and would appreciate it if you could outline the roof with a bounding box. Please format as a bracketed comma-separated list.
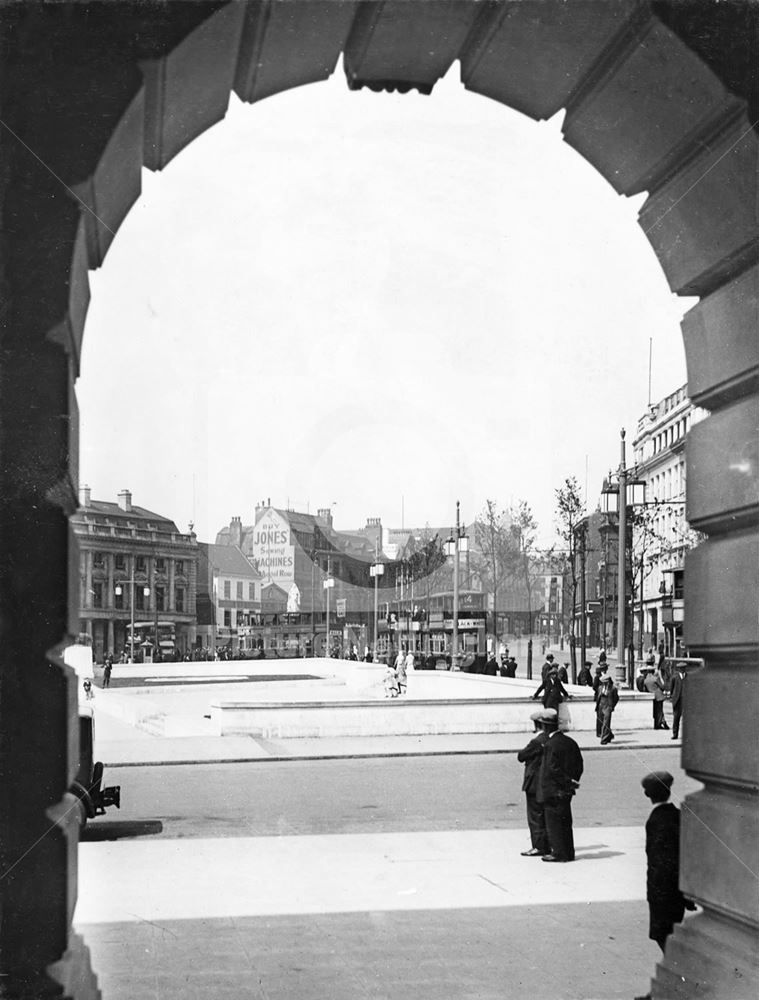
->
[198, 543, 260, 578]
[216, 508, 375, 561]
[74, 500, 178, 532]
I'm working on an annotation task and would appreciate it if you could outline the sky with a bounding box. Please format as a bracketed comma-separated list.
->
[78, 65, 693, 548]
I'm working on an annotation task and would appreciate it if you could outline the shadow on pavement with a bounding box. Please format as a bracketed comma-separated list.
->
[81, 820, 163, 841]
[575, 849, 625, 860]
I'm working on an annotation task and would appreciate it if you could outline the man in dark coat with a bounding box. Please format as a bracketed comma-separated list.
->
[576, 660, 593, 686]
[536, 709, 584, 862]
[668, 663, 686, 739]
[540, 652, 556, 681]
[641, 771, 695, 954]
[505, 656, 518, 677]
[484, 655, 499, 676]
[532, 667, 571, 714]
[516, 711, 551, 857]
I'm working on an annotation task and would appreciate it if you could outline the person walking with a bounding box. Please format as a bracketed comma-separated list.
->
[384, 662, 400, 698]
[532, 666, 570, 714]
[643, 666, 669, 729]
[668, 662, 686, 740]
[596, 674, 619, 744]
[505, 656, 518, 678]
[640, 771, 696, 952]
[102, 660, 113, 689]
[517, 712, 551, 857]
[404, 648, 415, 675]
[557, 662, 569, 684]
[396, 653, 409, 696]
[535, 708, 584, 862]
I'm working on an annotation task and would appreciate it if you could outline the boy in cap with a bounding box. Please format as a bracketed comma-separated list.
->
[516, 710, 552, 857]
[640, 771, 695, 952]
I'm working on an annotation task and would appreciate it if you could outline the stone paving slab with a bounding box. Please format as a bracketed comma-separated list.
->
[76, 827, 647, 924]
[76, 826, 665, 1000]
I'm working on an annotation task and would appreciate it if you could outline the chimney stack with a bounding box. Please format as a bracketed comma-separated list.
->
[80, 484, 92, 508]
[117, 489, 132, 513]
[230, 515, 242, 547]
[317, 507, 333, 527]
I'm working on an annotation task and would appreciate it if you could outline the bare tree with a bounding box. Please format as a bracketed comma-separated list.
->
[628, 503, 704, 657]
[555, 477, 586, 676]
[474, 500, 511, 642]
[508, 501, 539, 636]
[407, 529, 447, 610]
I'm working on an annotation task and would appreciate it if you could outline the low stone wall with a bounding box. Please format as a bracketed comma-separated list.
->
[210, 691, 669, 739]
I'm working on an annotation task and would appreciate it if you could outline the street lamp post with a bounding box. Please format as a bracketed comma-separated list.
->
[444, 501, 469, 671]
[370, 544, 384, 663]
[602, 429, 646, 686]
[616, 433, 628, 684]
[323, 555, 334, 658]
[115, 573, 150, 663]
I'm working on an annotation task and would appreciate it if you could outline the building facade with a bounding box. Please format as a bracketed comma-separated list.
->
[71, 487, 198, 661]
[631, 384, 706, 655]
[196, 542, 262, 655]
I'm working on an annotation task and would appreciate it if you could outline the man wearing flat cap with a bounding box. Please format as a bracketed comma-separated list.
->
[516, 710, 552, 857]
[641, 771, 695, 953]
[535, 708, 584, 862]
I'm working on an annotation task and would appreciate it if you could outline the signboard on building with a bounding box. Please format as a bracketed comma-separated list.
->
[252, 508, 295, 589]
[336, 599, 346, 619]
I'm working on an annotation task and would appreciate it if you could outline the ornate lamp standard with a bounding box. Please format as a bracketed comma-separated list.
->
[115, 574, 150, 663]
[601, 429, 646, 685]
[444, 501, 469, 671]
[369, 544, 384, 662]
[323, 555, 334, 658]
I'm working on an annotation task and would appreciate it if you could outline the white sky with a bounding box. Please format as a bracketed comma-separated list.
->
[78, 66, 692, 547]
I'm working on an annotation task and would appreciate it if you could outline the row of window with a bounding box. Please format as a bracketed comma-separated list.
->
[662, 386, 688, 414]
[648, 462, 685, 503]
[221, 579, 257, 601]
[91, 552, 187, 575]
[652, 415, 689, 455]
[90, 582, 186, 613]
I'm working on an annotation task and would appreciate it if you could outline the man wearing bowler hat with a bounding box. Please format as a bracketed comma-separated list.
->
[535, 708, 584, 862]
[516, 710, 551, 857]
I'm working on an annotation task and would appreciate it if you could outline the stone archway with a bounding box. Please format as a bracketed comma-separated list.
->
[1, 2, 757, 997]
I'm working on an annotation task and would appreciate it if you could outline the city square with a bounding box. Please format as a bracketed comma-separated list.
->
[2, 3, 759, 999]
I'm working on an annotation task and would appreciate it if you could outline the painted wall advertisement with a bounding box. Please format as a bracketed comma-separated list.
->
[252, 508, 295, 588]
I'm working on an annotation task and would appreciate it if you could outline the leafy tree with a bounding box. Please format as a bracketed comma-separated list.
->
[555, 477, 586, 675]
